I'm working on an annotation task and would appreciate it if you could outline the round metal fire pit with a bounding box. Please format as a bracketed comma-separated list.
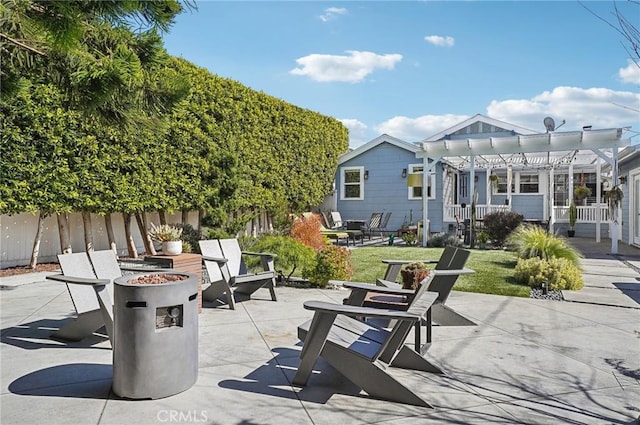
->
[112, 272, 198, 399]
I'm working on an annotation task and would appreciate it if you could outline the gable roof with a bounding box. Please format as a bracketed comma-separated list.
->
[422, 114, 537, 142]
[339, 134, 420, 165]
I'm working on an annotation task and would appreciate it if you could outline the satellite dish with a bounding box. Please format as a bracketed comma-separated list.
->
[543, 117, 555, 132]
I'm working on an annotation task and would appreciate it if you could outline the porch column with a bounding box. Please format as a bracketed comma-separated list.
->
[568, 164, 574, 201]
[486, 169, 492, 208]
[507, 165, 512, 208]
[549, 167, 555, 233]
[611, 148, 619, 254]
[596, 158, 601, 242]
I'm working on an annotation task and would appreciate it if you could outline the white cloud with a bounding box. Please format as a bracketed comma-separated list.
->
[375, 114, 469, 142]
[338, 118, 368, 148]
[319, 7, 348, 22]
[351, 86, 639, 147]
[619, 60, 640, 84]
[487, 86, 640, 131]
[424, 35, 455, 47]
[290, 50, 403, 83]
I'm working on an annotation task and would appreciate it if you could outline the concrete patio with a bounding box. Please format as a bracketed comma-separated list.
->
[1, 243, 639, 424]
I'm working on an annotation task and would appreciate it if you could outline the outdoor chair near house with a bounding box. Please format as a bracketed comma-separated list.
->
[302, 212, 351, 246]
[294, 272, 443, 407]
[360, 212, 385, 242]
[322, 211, 362, 244]
[45, 250, 168, 345]
[329, 211, 344, 229]
[199, 239, 277, 310]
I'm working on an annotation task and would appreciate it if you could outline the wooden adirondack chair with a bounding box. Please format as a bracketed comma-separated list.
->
[199, 239, 277, 310]
[294, 273, 445, 407]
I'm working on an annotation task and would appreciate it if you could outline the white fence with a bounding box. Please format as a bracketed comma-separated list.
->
[1, 210, 276, 268]
[0, 211, 196, 268]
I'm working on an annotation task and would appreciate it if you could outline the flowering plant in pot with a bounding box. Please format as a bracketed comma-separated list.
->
[400, 262, 430, 290]
[148, 223, 183, 255]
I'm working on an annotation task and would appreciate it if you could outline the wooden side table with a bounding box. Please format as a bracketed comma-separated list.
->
[145, 253, 203, 313]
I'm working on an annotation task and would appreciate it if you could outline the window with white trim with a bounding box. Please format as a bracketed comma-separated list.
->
[341, 166, 364, 200]
[407, 164, 436, 200]
[494, 171, 515, 194]
[519, 173, 539, 193]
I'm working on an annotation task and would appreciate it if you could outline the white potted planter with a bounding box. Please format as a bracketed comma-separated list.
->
[148, 223, 183, 256]
[162, 240, 182, 256]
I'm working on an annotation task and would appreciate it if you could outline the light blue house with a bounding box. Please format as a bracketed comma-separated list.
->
[333, 114, 633, 252]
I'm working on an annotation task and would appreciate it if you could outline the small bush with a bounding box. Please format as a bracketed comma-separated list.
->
[205, 227, 234, 240]
[249, 235, 316, 282]
[303, 245, 353, 288]
[402, 231, 418, 246]
[173, 223, 204, 254]
[507, 225, 582, 268]
[428, 233, 462, 248]
[514, 257, 583, 290]
[290, 214, 327, 252]
[483, 211, 524, 246]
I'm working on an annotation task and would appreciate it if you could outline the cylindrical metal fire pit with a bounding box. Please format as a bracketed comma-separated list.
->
[113, 272, 198, 399]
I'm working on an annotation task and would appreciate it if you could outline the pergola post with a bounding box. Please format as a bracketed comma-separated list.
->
[548, 167, 555, 233]
[596, 158, 601, 243]
[611, 148, 619, 254]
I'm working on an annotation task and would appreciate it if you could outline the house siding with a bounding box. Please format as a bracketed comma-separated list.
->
[336, 142, 445, 232]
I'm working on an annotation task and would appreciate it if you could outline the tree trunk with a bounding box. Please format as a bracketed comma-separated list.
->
[198, 208, 205, 232]
[135, 212, 156, 255]
[104, 213, 117, 255]
[29, 211, 47, 268]
[159, 211, 167, 225]
[123, 212, 138, 258]
[82, 211, 94, 252]
[182, 209, 189, 225]
[57, 213, 72, 254]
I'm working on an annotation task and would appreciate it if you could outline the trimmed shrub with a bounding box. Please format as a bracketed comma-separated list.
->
[507, 224, 582, 268]
[483, 211, 524, 246]
[514, 257, 583, 290]
[402, 231, 418, 246]
[248, 235, 316, 282]
[303, 245, 353, 288]
[428, 233, 462, 248]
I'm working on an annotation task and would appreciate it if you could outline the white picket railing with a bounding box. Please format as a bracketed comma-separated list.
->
[444, 205, 511, 221]
[554, 204, 609, 222]
[444, 204, 609, 223]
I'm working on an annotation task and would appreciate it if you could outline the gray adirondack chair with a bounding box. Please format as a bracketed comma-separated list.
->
[46, 250, 167, 345]
[294, 272, 444, 407]
[343, 247, 474, 352]
[375, 245, 460, 286]
[199, 239, 277, 310]
[360, 212, 384, 241]
[46, 252, 116, 344]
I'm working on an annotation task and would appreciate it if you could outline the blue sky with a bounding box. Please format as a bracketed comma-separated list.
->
[162, 1, 640, 148]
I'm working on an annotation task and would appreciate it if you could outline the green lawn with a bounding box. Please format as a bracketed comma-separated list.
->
[349, 246, 530, 297]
